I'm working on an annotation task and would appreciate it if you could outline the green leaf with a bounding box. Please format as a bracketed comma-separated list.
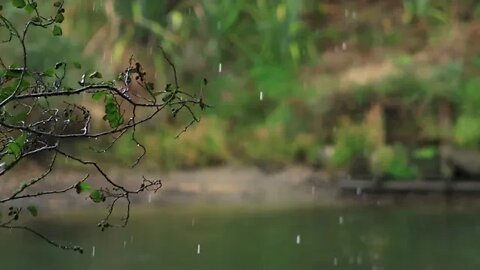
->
[75, 182, 91, 194]
[15, 132, 26, 147]
[44, 68, 55, 77]
[52, 25, 62, 36]
[6, 132, 26, 158]
[89, 190, 105, 203]
[54, 13, 64, 23]
[0, 86, 15, 102]
[26, 206, 38, 217]
[102, 94, 124, 128]
[88, 71, 102, 79]
[11, 0, 26, 8]
[162, 93, 175, 102]
[14, 79, 30, 92]
[7, 142, 21, 158]
[146, 82, 154, 91]
[24, 3, 35, 13]
[92, 91, 105, 101]
[5, 69, 23, 79]
[72, 62, 82, 69]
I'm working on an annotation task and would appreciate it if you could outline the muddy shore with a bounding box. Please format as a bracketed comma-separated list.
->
[0, 165, 339, 208]
[3, 165, 480, 210]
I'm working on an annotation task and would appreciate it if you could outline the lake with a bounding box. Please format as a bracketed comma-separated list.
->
[1, 203, 480, 269]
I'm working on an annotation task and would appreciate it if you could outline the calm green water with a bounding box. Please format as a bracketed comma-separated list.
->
[1, 204, 480, 269]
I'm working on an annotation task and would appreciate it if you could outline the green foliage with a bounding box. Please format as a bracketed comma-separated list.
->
[137, 117, 231, 169]
[26, 206, 38, 217]
[75, 182, 91, 194]
[453, 115, 480, 147]
[402, 0, 449, 24]
[6, 132, 26, 159]
[52, 25, 62, 36]
[329, 122, 371, 169]
[413, 146, 437, 160]
[89, 190, 105, 203]
[102, 93, 124, 128]
[453, 78, 480, 148]
[11, 0, 26, 9]
[371, 145, 418, 180]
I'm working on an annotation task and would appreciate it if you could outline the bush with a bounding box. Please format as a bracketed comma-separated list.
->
[329, 120, 372, 169]
[371, 145, 418, 180]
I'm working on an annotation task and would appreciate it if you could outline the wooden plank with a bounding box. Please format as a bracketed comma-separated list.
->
[340, 179, 480, 194]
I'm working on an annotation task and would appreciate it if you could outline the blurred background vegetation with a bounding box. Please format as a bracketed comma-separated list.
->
[4, 0, 480, 179]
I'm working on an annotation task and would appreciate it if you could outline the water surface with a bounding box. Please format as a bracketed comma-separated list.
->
[1, 204, 479, 269]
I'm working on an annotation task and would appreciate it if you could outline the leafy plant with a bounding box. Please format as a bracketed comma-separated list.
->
[0, 0, 207, 253]
[371, 145, 418, 181]
[329, 121, 372, 169]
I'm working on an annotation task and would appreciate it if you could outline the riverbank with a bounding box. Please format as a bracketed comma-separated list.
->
[4, 164, 480, 210]
[0, 165, 337, 208]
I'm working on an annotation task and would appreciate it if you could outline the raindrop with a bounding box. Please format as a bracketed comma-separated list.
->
[148, 193, 152, 203]
[92, 2, 96, 12]
[188, 8, 192, 16]
[342, 42, 347, 51]
[92, 246, 96, 257]
[352, 11, 357, 20]
[344, 9, 350, 18]
[333, 257, 338, 266]
[197, 244, 201, 254]
[296, 235, 301, 245]
[372, 265, 378, 270]
[259, 91, 263, 101]
[311, 186, 316, 196]
[123, 240, 127, 248]
[349, 256, 355, 264]
[218, 63, 222, 73]
[356, 187, 362, 196]
[130, 235, 134, 243]
[191, 217, 195, 227]
[217, 21, 222, 30]
[339, 216, 344, 225]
